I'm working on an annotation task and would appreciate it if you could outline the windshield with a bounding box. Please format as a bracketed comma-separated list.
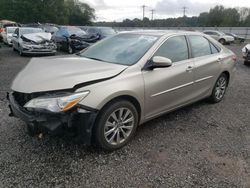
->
[20, 28, 44, 35]
[66, 27, 87, 36]
[100, 28, 116, 35]
[80, 34, 159, 65]
[7, 27, 17, 33]
[218, 31, 225, 35]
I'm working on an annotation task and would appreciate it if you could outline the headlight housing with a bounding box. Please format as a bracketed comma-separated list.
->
[24, 91, 89, 112]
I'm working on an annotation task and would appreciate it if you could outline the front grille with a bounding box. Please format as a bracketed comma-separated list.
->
[13, 92, 37, 107]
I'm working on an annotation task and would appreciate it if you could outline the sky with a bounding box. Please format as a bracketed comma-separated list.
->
[81, 0, 250, 22]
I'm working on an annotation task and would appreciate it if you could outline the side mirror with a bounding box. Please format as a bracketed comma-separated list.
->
[12, 34, 18, 38]
[147, 56, 172, 69]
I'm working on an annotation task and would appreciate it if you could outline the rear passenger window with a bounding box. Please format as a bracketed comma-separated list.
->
[154, 36, 189, 62]
[188, 36, 212, 58]
[210, 42, 220, 54]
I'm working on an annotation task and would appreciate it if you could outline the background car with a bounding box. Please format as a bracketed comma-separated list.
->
[52, 26, 96, 54]
[12, 27, 57, 56]
[2, 26, 18, 46]
[242, 44, 250, 65]
[203, 30, 234, 44]
[226, 33, 245, 43]
[85, 26, 117, 41]
[0, 20, 19, 42]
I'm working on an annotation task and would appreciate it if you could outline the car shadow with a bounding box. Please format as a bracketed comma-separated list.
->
[32, 98, 213, 155]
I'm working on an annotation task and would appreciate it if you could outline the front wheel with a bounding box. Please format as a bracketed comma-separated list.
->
[209, 73, 228, 103]
[244, 61, 249, 66]
[94, 100, 138, 151]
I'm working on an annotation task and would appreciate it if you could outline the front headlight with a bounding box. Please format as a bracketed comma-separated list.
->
[24, 91, 89, 112]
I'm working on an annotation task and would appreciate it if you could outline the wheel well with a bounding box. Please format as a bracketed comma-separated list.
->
[101, 95, 141, 122]
[222, 71, 230, 86]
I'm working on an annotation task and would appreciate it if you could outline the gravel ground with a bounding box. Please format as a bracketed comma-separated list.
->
[0, 43, 250, 188]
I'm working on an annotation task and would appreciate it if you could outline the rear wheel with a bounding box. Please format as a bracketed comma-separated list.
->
[209, 73, 228, 103]
[94, 100, 138, 151]
[219, 38, 226, 45]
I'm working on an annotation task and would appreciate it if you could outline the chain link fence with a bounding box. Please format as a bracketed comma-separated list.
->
[115, 27, 250, 39]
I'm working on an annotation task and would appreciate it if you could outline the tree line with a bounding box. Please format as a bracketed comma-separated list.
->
[0, 0, 95, 25]
[96, 6, 250, 27]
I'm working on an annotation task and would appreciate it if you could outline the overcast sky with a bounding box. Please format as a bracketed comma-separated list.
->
[81, 0, 250, 22]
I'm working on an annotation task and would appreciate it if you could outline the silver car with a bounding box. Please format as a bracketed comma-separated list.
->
[12, 27, 57, 56]
[8, 30, 237, 150]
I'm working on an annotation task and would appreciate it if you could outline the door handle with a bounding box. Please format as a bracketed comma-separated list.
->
[217, 57, 222, 62]
[186, 66, 193, 72]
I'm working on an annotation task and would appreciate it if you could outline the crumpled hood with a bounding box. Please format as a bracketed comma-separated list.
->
[22, 32, 52, 43]
[11, 55, 127, 93]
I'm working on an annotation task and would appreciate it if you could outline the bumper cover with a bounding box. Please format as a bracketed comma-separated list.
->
[7, 92, 97, 145]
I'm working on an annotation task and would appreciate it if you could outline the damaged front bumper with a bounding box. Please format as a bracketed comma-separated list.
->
[7, 92, 98, 145]
[22, 43, 57, 54]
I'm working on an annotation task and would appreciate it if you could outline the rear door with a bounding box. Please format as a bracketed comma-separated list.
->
[143, 35, 195, 119]
[187, 35, 222, 98]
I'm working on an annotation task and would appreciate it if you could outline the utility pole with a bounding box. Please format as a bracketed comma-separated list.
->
[182, 6, 188, 17]
[150, 9, 155, 20]
[142, 5, 147, 20]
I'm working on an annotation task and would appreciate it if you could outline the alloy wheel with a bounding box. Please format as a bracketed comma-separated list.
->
[104, 107, 135, 146]
[214, 76, 227, 100]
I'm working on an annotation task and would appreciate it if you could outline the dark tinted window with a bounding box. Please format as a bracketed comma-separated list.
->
[88, 28, 97, 33]
[154, 36, 188, 62]
[189, 36, 212, 58]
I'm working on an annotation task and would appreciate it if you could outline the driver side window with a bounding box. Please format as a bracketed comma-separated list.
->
[154, 36, 189, 63]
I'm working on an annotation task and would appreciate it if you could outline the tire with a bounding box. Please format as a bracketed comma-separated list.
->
[94, 100, 139, 151]
[244, 61, 249, 65]
[209, 73, 228, 103]
[219, 38, 226, 45]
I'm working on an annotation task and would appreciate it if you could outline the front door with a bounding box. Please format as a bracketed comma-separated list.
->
[143, 35, 195, 120]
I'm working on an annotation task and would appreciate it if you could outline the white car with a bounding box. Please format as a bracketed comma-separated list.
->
[203, 30, 234, 45]
[2, 26, 18, 46]
[12, 27, 57, 56]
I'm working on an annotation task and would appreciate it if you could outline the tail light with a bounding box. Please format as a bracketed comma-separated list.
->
[0, 28, 5, 33]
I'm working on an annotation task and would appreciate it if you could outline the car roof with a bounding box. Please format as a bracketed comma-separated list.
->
[120, 30, 203, 37]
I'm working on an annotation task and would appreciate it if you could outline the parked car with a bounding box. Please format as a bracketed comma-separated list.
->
[2, 26, 18, 46]
[12, 27, 57, 56]
[85, 26, 117, 41]
[226, 33, 245, 43]
[242, 44, 250, 65]
[52, 26, 96, 54]
[0, 20, 19, 42]
[8, 30, 236, 151]
[22, 23, 59, 35]
[203, 30, 234, 44]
